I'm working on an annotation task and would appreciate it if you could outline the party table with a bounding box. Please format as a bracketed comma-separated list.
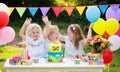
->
[4, 58, 105, 72]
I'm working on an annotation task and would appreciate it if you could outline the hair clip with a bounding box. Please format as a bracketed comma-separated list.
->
[70, 24, 75, 30]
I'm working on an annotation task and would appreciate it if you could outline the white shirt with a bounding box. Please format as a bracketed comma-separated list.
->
[25, 35, 45, 58]
[64, 36, 85, 58]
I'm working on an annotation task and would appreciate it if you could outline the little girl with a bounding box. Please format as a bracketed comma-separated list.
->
[42, 16, 61, 57]
[19, 18, 45, 58]
[59, 24, 92, 58]
[42, 16, 92, 58]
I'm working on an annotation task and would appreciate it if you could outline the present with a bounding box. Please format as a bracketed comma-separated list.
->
[9, 56, 22, 65]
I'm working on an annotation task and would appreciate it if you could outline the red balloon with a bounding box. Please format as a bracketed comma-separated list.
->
[103, 31, 110, 39]
[102, 48, 113, 64]
[0, 11, 9, 28]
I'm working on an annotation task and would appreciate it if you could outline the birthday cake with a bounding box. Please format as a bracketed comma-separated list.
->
[47, 41, 63, 62]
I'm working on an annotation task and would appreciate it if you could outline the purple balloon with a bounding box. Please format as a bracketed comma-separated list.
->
[110, 4, 120, 12]
[106, 7, 120, 21]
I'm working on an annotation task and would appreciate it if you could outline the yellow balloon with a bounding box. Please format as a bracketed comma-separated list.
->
[106, 18, 119, 35]
[93, 18, 106, 35]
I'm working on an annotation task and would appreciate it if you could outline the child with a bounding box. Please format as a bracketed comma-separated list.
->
[58, 24, 93, 58]
[42, 16, 93, 58]
[42, 16, 61, 57]
[19, 18, 45, 58]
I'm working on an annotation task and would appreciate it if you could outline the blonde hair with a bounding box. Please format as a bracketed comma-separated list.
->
[44, 25, 59, 39]
[49, 25, 59, 34]
[26, 23, 42, 36]
[69, 24, 85, 49]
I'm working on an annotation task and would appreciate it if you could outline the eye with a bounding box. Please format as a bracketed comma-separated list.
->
[33, 32, 35, 34]
[37, 32, 39, 34]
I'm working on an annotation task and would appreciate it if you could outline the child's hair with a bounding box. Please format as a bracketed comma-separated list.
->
[44, 25, 59, 39]
[49, 25, 59, 34]
[69, 24, 85, 49]
[26, 23, 42, 36]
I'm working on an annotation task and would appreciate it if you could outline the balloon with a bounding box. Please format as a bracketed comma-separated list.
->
[103, 31, 110, 39]
[106, 7, 120, 21]
[102, 48, 113, 64]
[0, 26, 15, 43]
[106, 18, 119, 35]
[108, 35, 120, 51]
[86, 6, 100, 22]
[0, 40, 6, 45]
[115, 25, 120, 37]
[110, 4, 120, 12]
[0, 3, 9, 15]
[93, 18, 106, 35]
[0, 11, 9, 28]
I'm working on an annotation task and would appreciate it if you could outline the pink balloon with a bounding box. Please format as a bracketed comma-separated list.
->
[116, 25, 120, 37]
[0, 26, 15, 43]
[0, 40, 6, 45]
[106, 7, 120, 21]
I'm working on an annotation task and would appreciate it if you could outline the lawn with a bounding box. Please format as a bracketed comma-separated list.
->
[0, 45, 25, 72]
[0, 45, 120, 72]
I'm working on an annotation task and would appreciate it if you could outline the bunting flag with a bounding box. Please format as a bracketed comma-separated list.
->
[110, 4, 120, 12]
[16, 7, 26, 17]
[52, 6, 62, 17]
[99, 5, 108, 14]
[40, 7, 50, 16]
[28, 7, 38, 17]
[76, 6, 86, 16]
[8, 7, 15, 16]
[5, 4, 120, 22]
[64, 6, 75, 16]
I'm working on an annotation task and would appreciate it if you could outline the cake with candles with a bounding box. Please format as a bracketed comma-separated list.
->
[47, 41, 63, 62]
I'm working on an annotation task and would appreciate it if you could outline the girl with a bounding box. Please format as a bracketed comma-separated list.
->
[42, 16, 92, 58]
[19, 18, 45, 58]
[59, 24, 93, 58]
[42, 16, 61, 57]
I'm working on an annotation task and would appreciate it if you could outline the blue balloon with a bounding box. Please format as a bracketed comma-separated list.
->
[86, 6, 101, 22]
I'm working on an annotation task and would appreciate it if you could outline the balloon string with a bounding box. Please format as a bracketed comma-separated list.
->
[108, 64, 109, 72]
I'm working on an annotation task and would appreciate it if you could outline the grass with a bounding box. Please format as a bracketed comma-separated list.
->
[0, 45, 120, 72]
[0, 45, 25, 72]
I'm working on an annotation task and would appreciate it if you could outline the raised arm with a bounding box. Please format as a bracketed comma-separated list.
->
[58, 34, 64, 41]
[19, 17, 32, 41]
[87, 23, 94, 39]
[82, 23, 94, 47]
[42, 16, 51, 39]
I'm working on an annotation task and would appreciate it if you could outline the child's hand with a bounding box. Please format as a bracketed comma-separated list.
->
[23, 17, 32, 26]
[42, 16, 50, 24]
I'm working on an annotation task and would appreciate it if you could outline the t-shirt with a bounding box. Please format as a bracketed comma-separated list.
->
[25, 35, 45, 58]
[64, 36, 85, 58]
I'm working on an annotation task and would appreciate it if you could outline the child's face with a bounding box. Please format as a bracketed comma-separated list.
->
[67, 29, 74, 41]
[49, 30, 59, 41]
[29, 28, 40, 40]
